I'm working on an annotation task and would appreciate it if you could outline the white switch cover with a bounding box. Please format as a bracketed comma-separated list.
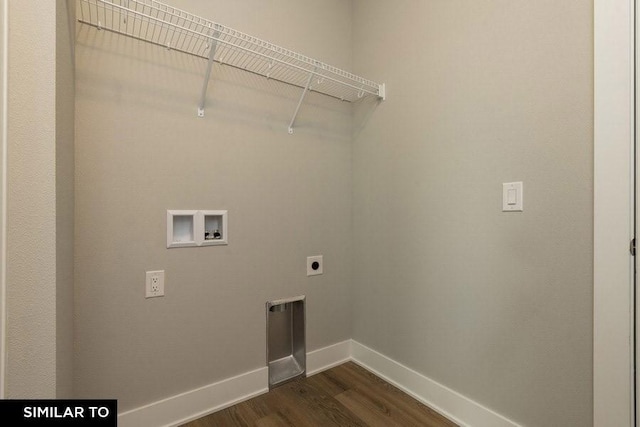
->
[503, 182, 523, 212]
[146, 270, 165, 298]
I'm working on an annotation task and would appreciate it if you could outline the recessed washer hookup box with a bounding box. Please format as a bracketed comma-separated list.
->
[266, 296, 306, 389]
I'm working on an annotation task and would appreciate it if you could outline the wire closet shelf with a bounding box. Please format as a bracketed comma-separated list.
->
[78, 0, 386, 132]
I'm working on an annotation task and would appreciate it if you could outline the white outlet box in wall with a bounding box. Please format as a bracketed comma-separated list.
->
[167, 210, 198, 248]
[167, 210, 228, 248]
[307, 255, 323, 276]
[199, 210, 228, 246]
[146, 270, 165, 298]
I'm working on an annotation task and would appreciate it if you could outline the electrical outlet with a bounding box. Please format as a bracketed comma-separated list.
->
[307, 255, 323, 276]
[145, 270, 165, 298]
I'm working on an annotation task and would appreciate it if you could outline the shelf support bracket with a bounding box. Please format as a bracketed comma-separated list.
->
[288, 69, 316, 134]
[379, 83, 386, 101]
[197, 28, 221, 118]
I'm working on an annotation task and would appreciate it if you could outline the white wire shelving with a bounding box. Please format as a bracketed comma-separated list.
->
[77, 0, 386, 133]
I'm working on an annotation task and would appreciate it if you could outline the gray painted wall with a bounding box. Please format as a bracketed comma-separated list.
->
[73, 0, 594, 424]
[351, 1, 593, 426]
[74, 0, 353, 411]
[6, 0, 74, 398]
[56, 0, 76, 399]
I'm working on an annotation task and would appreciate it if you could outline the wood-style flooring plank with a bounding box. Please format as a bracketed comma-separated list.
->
[334, 388, 407, 427]
[303, 368, 350, 397]
[273, 378, 365, 427]
[181, 362, 457, 427]
[336, 363, 458, 427]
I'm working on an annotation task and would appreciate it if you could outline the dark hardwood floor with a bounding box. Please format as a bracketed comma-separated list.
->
[181, 361, 458, 427]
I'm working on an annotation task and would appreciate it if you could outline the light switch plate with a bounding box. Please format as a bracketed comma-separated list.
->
[503, 182, 523, 212]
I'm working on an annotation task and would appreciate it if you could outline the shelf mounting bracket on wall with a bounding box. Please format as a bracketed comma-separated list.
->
[77, 0, 386, 132]
[288, 69, 316, 134]
[197, 26, 221, 118]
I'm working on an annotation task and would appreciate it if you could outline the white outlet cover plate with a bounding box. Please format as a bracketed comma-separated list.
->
[307, 255, 323, 276]
[146, 270, 165, 298]
[502, 181, 523, 212]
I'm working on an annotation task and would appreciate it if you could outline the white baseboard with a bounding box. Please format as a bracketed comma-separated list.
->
[117, 367, 268, 427]
[117, 340, 351, 427]
[118, 339, 519, 427]
[350, 340, 520, 427]
[306, 339, 351, 376]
